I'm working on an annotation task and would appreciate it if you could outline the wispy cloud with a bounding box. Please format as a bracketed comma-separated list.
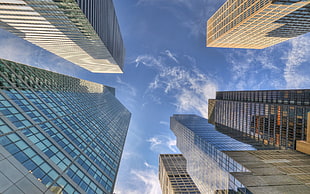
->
[159, 121, 169, 126]
[135, 52, 217, 118]
[114, 168, 161, 194]
[147, 135, 178, 153]
[224, 33, 310, 90]
[163, 50, 179, 64]
[134, 54, 163, 68]
[283, 35, 310, 89]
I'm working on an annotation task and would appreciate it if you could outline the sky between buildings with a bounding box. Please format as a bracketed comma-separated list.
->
[0, 0, 309, 193]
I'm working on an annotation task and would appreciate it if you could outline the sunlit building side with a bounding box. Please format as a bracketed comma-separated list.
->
[0, 58, 131, 193]
[0, 0, 125, 73]
[170, 114, 255, 193]
[170, 114, 310, 193]
[207, 0, 310, 49]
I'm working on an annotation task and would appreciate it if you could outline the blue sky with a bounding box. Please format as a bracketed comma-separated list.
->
[0, 0, 310, 193]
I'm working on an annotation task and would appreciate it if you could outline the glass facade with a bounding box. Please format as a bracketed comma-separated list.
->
[0, 58, 131, 194]
[209, 90, 310, 150]
[159, 154, 201, 194]
[207, 0, 310, 49]
[0, 0, 125, 73]
[170, 115, 255, 193]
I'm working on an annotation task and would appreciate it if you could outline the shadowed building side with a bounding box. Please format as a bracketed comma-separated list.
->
[159, 154, 201, 194]
[0, 58, 131, 194]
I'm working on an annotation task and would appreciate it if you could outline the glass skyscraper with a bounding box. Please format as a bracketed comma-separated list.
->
[170, 114, 310, 193]
[209, 90, 310, 150]
[207, 0, 310, 49]
[0, 58, 131, 193]
[170, 114, 256, 193]
[0, 0, 125, 73]
[159, 154, 200, 194]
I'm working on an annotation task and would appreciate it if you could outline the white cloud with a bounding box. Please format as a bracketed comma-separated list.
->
[134, 54, 163, 68]
[148, 137, 162, 150]
[159, 121, 169, 126]
[135, 52, 217, 118]
[224, 33, 310, 90]
[147, 135, 178, 153]
[163, 50, 179, 64]
[284, 35, 310, 88]
[114, 168, 161, 194]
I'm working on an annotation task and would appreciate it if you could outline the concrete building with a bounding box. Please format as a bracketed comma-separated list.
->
[207, 0, 310, 49]
[208, 90, 310, 150]
[159, 154, 200, 194]
[0, 0, 125, 73]
[0, 58, 131, 193]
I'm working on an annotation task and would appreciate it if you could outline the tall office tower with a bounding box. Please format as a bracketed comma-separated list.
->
[159, 154, 201, 194]
[170, 114, 310, 193]
[0, 58, 131, 194]
[207, 0, 310, 49]
[0, 0, 125, 73]
[209, 90, 310, 150]
[170, 114, 256, 193]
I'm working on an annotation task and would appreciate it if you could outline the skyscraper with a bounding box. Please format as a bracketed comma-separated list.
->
[0, 58, 131, 193]
[170, 114, 256, 193]
[159, 154, 200, 194]
[207, 0, 310, 49]
[170, 114, 310, 193]
[0, 0, 125, 73]
[209, 90, 310, 150]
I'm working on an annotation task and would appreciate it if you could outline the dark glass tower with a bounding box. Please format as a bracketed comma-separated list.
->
[0, 0, 125, 73]
[209, 90, 310, 150]
[0, 58, 131, 194]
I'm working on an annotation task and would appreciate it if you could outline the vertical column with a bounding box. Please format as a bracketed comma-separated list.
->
[296, 112, 310, 155]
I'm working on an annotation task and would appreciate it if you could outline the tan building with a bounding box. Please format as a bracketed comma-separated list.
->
[159, 154, 200, 194]
[225, 150, 310, 193]
[207, 0, 310, 49]
[0, 0, 125, 73]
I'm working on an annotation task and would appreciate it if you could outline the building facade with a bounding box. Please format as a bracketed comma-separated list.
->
[209, 90, 310, 150]
[159, 154, 200, 194]
[207, 0, 310, 49]
[225, 149, 310, 193]
[0, 58, 131, 193]
[170, 114, 310, 193]
[0, 0, 125, 73]
[170, 114, 255, 193]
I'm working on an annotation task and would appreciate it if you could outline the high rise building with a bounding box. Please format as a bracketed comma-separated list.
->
[0, 58, 131, 194]
[209, 90, 310, 150]
[0, 0, 125, 73]
[225, 149, 310, 193]
[170, 114, 256, 193]
[207, 0, 310, 49]
[170, 114, 310, 193]
[159, 154, 201, 194]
